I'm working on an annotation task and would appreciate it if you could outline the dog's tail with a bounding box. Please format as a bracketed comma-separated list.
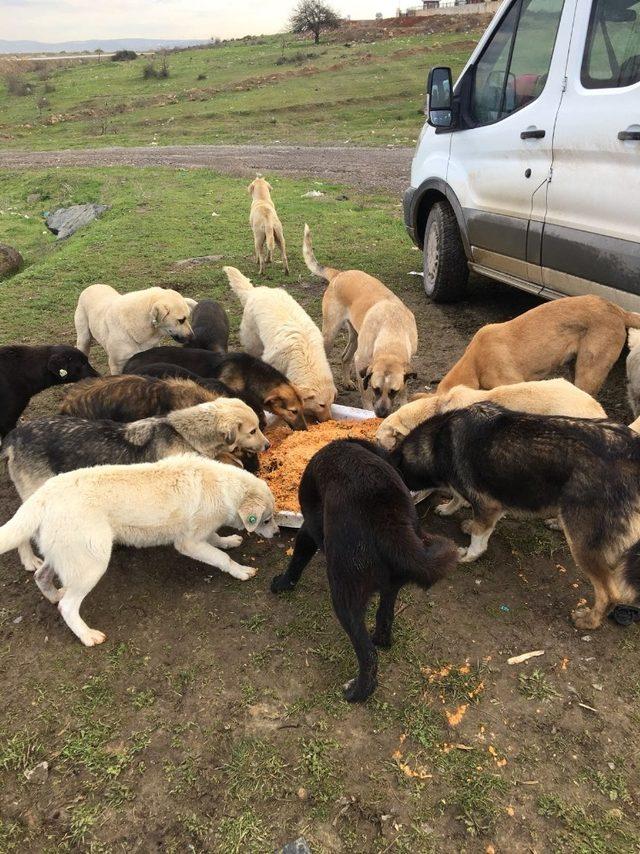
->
[384, 529, 457, 590]
[265, 223, 276, 260]
[223, 266, 254, 306]
[302, 224, 340, 282]
[623, 310, 640, 330]
[0, 490, 46, 556]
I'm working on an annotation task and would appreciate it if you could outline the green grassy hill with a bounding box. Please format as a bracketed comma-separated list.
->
[0, 32, 480, 150]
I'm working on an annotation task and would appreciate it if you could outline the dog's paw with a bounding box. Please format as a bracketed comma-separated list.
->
[50, 586, 66, 604]
[571, 606, 602, 630]
[228, 563, 257, 581]
[457, 546, 479, 563]
[219, 534, 243, 549]
[545, 517, 562, 531]
[270, 573, 295, 594]
[343, 677, 377, 703]
[343, 379, 357, 391]
[23, 555, 44, 573]
[435, 502, 455, 517]
[460, 519, 474, 534]
[82, 628, 107, 647]
[371, 629, 392, 648]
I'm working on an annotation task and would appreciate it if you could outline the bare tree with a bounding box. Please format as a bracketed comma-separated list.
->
[290, 0, 340, 45]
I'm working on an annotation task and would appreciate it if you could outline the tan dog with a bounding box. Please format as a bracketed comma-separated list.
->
[224, 266, 336, 422]
[437, 295, 640, 396]
[248, 177, 289, 276]
[75, 284, 196, 374]
[376, 378, 607, 451]
[303, 224, 418, 418]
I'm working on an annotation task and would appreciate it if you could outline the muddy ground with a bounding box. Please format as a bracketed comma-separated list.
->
[1, 270, 639, 853]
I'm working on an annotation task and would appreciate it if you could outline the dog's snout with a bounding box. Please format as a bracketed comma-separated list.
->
[263, 439, 271, 451]
[374, 403, 391, 418]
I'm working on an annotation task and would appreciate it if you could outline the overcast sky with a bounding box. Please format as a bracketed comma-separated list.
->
[1, 0, 401, 42]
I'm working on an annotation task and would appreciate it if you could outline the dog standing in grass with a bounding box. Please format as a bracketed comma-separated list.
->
[248, 177, 289, 275]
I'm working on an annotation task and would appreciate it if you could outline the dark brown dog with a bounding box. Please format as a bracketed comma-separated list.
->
[123, 347, 307, 430]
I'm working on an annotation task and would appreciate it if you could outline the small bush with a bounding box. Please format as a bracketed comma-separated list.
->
[142, 62, 159, 79]
[111, 50, 137, 62]
[43, 82, 56, 94]
[197, 73, 207, 80]
[275, 51, 314, 66]
[4, 73, 33, 96]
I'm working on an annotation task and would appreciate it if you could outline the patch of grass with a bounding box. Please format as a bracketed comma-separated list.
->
[130, 688, 156, 710]
[299, 736, 342, 811]
[538, 794, 640, 852]
[441, 749, 508, 838]
[240, 613, 267, 633]
[421, 659, 487, 706]
[0, 731, 43, 773]
[501, 519, 562, 561]
[66, 803, 101, 847]
[0, 32, 481, 149]
[402, 701, 442, 751]
[223, 737, 287, 802]
[582, 764, 632, 804]
[215, 809, 268, 854]
[518, 669, 560, 702]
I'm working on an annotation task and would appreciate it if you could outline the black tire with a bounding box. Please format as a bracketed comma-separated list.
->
[422, 200, 469, 302]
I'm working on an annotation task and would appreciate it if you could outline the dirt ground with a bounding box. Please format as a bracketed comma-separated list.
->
[1, 261, 638, 852]
[0, 145, 414, 195]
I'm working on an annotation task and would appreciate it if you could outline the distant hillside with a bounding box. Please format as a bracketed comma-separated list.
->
[0, 38, 209, 55]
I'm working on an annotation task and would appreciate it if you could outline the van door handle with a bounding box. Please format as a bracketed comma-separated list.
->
[521, 128, 546, 139]
[618, 129, 640, 141]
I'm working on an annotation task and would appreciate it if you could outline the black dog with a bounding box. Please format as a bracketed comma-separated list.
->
[390, 402, 640, 629]
[0, 344, 98, 437]
[271, 439, 456, 701]
[184, 299, 229, 353]
[123, 347, 307, 430]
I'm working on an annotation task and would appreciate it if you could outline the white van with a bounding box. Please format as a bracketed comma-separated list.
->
[404, 0, 640, 306]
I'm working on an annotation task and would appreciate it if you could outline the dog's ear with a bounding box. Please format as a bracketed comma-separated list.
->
[184, 298, 198, 311]
[359, 367, 372, 390]
[238, 491, 265, 533]
[264, 392, 284, 409]
[266, 181, 273, 191]
[247, 180, 256, 195]
[47, 352, 69, 380]
[224, 426, 237, 448]
[404, 371, 418, 383]
[150, 302, 169, 327]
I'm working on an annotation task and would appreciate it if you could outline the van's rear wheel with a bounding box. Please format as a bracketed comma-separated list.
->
[423, 201, 468, 302]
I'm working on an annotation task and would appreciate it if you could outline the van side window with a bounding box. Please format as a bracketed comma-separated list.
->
[582, 0, 640, 88]
[472, 0, 565, 126]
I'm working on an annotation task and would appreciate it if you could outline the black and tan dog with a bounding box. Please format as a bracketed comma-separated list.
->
[271, 439, 456, 701]
[124, 347, 307, 430]
[59, 373, 264, 425]
[391, 402, 640, 630]
[0, 344, 99, 437]
[184, 299, 229, 354]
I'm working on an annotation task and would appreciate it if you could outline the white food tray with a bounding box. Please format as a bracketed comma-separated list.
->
[267, 404, 427, 529]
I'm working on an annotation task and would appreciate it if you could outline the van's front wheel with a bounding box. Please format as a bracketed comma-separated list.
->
[423, 201, 468, 302]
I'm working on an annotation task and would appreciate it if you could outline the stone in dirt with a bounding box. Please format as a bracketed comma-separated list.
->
[0, 244, 23, 278]
[172, 254, 223, 270]
[24, 761, 49, 784]
[281, 839, 312, 854]
[45, 203, 109, 240]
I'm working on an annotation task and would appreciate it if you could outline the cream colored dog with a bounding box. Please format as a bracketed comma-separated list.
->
[248, 177, 289, 276]
[0, 455, 278, 646]
[376, 378, 607, 451]
[303, 224, 418, 417]
[74, 284, 197, 374]
[224, 266, 337, 422]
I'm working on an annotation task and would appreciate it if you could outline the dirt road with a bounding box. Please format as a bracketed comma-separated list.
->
[0, 144, 414, 195]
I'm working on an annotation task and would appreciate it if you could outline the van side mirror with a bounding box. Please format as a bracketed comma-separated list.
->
[427, 66, 454, 128]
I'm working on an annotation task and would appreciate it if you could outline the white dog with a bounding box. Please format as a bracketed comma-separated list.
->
[376, 378, 607, 451]
[0, 456, 278, 646]
[224, 266, 337, 422]
[74, 284, 197, 374]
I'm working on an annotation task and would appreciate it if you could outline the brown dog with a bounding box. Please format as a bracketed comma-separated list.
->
[248, 177, 289, 276]
[60, 375, 229, 422]
[438, 295, 640, 395]
[303, 224, 418, 418]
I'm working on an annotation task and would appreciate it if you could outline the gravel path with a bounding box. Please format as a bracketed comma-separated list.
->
[0, 144, 414, 195]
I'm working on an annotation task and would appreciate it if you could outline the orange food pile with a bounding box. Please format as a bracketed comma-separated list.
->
[261, 418, 381, 512]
